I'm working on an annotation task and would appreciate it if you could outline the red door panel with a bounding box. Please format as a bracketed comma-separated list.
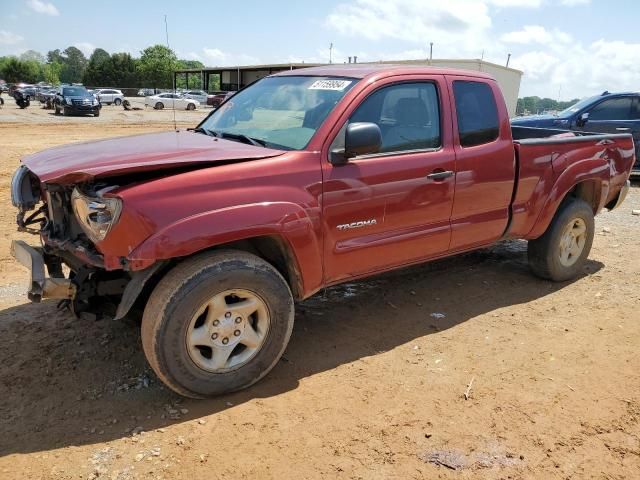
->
[446, 75, 516, 251]
[320, 75, 456, 283]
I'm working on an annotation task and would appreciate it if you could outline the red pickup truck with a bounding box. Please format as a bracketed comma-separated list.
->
[11, 65, 634, 398]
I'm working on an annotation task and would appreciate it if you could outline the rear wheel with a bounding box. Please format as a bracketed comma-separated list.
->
[141, 250, 295, 398]
[528, 198, 595, 281]
[155, 102, 164, 110]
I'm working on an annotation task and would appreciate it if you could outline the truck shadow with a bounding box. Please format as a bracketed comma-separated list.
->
[0, 240, 604, 456]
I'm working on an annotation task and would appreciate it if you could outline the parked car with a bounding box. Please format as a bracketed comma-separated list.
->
[207, 91, 236, 107]
[95, 89, 124, 106]
[37, 88, 57, 103]
[145, 93, 198, 110]
[53, 85, 101, 116]
[9, 83, 36, 99]
[512, 91, 640, 176]
[10, 65, 634, 398]
[182, 90, 210, 104]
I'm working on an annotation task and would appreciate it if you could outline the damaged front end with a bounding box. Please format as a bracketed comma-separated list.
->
[10, 165, 160, 319]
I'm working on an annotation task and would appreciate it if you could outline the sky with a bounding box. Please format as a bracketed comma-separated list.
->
[1, 0, 639, 99]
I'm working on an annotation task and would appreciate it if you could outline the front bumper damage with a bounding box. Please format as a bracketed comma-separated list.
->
[11, 240, 76, 302]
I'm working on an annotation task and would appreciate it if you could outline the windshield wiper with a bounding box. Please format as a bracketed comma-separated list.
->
[188, 126, 214, 136]
[218, 132, 267, 147]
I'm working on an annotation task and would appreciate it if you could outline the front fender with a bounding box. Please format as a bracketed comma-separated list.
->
[526, 157, 609, 239]
[127, 202, 323, 296]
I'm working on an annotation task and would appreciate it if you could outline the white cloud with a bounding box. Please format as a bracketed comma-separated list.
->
[511, 38, 640, 98]
[501, 25, 572, 46]
[201, 48, 260, 66]
[26, 0, 59, 16]
[489, 0, 541, 6]
[558, 0, 589, 5]
[0, 30, 23, 45]
[326, 0, 491, 44]
[75, 42, 96, 56]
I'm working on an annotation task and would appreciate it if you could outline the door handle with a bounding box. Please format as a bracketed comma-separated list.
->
[427, 170, 454, 180]
[616, 127, 631, 131]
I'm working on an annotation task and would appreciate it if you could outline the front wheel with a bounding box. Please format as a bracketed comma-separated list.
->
[141, 250, 295, 398]
[528, 198, 595, 281]
[114, 98, 122, 106]
[155, 102, 164, 110]
[186, 103, 196, 111]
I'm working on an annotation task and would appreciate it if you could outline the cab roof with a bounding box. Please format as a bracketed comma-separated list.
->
[272, 64, 496, 81]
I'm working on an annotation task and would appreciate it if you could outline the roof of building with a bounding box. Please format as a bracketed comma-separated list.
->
[272, 63, 497, 80]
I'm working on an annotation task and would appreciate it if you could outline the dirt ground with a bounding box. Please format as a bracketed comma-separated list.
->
[0, 103, 639, 480]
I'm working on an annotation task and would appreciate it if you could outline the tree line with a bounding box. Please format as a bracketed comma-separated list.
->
[516, 96, 581, 116]
[0, 45, 212, 90]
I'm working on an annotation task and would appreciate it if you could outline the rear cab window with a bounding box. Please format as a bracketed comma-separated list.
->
[453, 80, 499, 147]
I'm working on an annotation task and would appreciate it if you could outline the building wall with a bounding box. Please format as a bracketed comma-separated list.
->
[389, 59, 522, 116]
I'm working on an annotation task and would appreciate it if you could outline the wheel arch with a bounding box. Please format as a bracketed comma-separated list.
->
[127, 202, 323, 300]
[526, 160, 609, 239]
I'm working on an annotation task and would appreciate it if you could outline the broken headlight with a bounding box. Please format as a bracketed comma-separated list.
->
[71, 187, 122, 242]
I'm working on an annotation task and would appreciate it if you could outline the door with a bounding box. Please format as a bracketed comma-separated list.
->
[447, 77, 516, 251]
[578, 95, 640, 160]
[321, 78, 456, 283]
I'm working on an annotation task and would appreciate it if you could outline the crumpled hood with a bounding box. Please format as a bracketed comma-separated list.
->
[23, 130, 285, 184]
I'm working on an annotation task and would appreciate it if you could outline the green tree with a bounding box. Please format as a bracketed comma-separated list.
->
[42, 61, 62, 85]
[175, 59, 205, 89]
[59, 46, 88, 83]
[109, 53, 139, 87]
[83, 48, 111, 86]
[47, 49, 64, 64]
[138, 45, 178, 89]
[516, 96, 584, 115]
[1, 57, 40, 83]
[20, 50, 45, 64]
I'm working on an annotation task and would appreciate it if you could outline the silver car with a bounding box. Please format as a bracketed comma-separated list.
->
[95, 89, 124, 106]
[182, 90, 209, 104]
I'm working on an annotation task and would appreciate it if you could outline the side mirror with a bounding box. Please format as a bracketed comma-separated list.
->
[330, 122, 382, 165]
[578, 112, 589, 126]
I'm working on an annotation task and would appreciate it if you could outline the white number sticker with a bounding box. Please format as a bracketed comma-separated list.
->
[308, 80, 352, 91]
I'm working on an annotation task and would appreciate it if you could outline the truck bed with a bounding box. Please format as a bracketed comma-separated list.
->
[508, 126, 635, 239]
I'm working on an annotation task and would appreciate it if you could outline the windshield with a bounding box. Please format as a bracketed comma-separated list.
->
[199, 76, 358, 150]
[558, 96, 598, 118]
[62, 87, 89, 96]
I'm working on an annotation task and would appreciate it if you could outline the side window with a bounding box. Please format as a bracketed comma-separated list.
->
[453, 81, 499, 147]
[348, 82, 441, 153]
[588, 97, 633, 121]
[633, 98, 640, 119]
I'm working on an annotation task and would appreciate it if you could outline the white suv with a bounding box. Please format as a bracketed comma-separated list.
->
[95, 89, 124, 105]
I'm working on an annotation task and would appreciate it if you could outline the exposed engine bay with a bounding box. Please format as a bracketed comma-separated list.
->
[10, 165, 158, 320]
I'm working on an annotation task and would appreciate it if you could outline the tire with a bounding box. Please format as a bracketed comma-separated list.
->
[528, 198, 595, 281]
[186, 103, 195, 111]
[114, 98, 122, 106]
[141, 250, 295, 398]
[155, 102, 164, 110]
[94, 110, 100, 117]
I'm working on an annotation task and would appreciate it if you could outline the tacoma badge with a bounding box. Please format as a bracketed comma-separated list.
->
[337, 219, 377, 231]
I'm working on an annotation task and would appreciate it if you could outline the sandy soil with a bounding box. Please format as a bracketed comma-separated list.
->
[0, 105, 639, 480]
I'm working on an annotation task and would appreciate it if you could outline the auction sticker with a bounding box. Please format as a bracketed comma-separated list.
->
[308, 80, 352, 91]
